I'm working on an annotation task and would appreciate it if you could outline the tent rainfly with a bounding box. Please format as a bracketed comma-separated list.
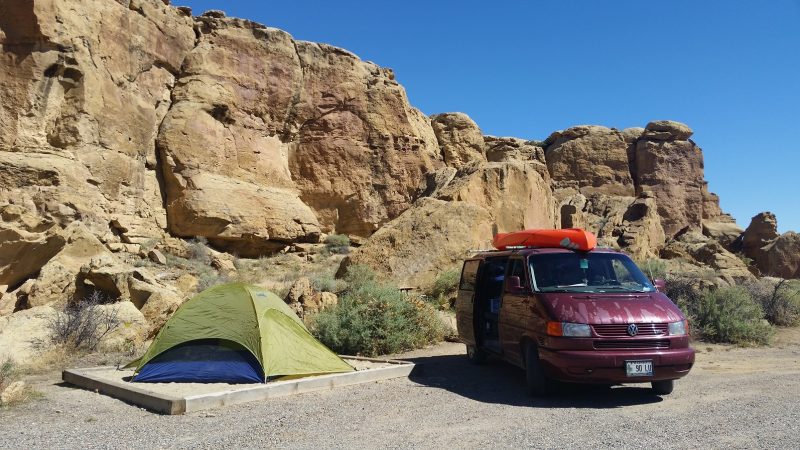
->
[126, 283, 353, 383]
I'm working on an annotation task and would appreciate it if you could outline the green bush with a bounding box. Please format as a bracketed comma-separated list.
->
[682, 285, 773, 346]
[309, 265, 447, 356]
[324, 234, 350, 255]
[310, 273, 348, 294]
[742, 278, 800, 326]
[425, 269, 461, 310]
[0, 359, 14, 390]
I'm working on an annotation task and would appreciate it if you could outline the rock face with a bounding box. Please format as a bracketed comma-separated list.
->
[430, 113, 486, 169]
[634, 121, 705, 237]
[545, 126, 634, 196]
[341, 198, 493, 287]
[741, 212, 800, 278]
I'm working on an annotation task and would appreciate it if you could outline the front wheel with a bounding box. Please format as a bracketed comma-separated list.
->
[466, 345, 487, 364]
[524, 344, 551, 396]
[651, 379, 674, 395]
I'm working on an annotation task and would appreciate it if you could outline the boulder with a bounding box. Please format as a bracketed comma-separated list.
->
[642, 120, 693, 141]
[761, 232, 800, 279]
[341, 198, 493, 287]
[741, 212, 779, 262]
[148, 249, 167, 265]
[284, 277, 338, 318]
[430, 113, 486, 169]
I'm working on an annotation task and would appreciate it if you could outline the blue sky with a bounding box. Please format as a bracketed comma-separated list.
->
[178, 0, 800, 233]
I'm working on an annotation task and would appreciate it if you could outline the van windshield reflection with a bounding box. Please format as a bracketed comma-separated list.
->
[529, 252, 654, 293]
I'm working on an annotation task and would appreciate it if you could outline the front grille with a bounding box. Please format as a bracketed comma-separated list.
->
[594, 339, 670, 350]
[592, 323, 668, 337]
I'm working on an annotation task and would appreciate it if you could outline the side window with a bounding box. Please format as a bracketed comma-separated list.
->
[507, 259, 526, 288]
[459, 260, 480, 291]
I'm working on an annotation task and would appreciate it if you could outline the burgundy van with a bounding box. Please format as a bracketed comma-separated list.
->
[455, 247, 694, 396]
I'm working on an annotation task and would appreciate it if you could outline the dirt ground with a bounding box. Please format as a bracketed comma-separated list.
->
[1, 329, 799, 449]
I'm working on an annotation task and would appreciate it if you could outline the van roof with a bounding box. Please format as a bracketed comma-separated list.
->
[467, 247, 624, 260]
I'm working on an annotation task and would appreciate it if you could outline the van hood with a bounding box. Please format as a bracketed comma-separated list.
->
[536, 292, 684, 324]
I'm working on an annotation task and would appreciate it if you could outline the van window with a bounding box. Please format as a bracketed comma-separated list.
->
[508, 259, 526, 287]
[460, 260, 480, 291]
[529, 252, 654, 293]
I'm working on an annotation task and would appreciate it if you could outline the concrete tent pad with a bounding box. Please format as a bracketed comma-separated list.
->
[63, 357, 414, 415]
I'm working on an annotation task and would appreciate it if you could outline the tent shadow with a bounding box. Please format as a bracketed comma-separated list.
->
[406, 354, 664, 409]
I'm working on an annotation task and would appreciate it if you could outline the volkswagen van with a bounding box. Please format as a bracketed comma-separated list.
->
[455, 235, 694, 397]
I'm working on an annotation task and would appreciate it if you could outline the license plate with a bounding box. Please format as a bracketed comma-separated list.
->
[625, 360, 653, 377]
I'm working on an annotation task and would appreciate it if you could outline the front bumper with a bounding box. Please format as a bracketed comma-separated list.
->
[538, 347, 695, 383]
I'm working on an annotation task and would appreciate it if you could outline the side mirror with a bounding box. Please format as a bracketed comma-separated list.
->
[507, 276, 524, 292]
[653, 278, 666, 291]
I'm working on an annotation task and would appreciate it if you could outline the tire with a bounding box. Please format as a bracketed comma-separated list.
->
[524, 344, 551, 397]
[651, 379, 674, 395]
[466, 345, 487, 364]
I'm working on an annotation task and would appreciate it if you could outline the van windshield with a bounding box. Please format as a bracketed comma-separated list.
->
[528, 252, 655, 293]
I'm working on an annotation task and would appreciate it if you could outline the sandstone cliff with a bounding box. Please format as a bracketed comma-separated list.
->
[1, 0, 797, 358]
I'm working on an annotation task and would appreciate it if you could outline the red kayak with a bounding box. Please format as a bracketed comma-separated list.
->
[492, 228, 597, 251]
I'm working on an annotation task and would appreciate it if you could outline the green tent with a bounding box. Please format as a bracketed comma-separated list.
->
[127, 283, 353, 383]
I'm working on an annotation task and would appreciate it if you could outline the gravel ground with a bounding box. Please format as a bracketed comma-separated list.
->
[1, 328, 799, 449]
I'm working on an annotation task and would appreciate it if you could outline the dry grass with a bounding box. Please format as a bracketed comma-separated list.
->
[21, 345, 84, 376]
[0, 359, 43, 407]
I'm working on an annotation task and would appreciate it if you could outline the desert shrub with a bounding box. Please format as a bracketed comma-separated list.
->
[425, 269, 461, 310]
[48, 291, 122, 351]
[196, 271, 230, 291]
[0, 359, 14, 391]
[309, 265, 448, 356]
[310, 273, 347, 294]
[741, 278, 800, 326]
[683, 286, 773, 346]
[187, 236, 211, 264]
[324, 234, 350, 255]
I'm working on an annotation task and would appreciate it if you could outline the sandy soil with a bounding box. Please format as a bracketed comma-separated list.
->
[1, 329, 799, 449]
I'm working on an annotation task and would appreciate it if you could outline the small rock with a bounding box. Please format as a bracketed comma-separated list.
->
[148, 249, 167, 265]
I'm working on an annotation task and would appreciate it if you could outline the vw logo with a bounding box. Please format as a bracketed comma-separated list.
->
[627, 324, 639, 336]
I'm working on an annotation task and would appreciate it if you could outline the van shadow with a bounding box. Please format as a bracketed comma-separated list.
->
[407, 354, 663, 409]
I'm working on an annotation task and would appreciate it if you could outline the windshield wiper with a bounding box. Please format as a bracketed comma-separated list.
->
[597, 285, 646, 293]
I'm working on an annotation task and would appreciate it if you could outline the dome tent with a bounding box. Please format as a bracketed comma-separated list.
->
[126, 283, 353, 383]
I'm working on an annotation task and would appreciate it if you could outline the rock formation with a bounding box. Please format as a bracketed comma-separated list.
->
[1, 0, 797, 359]
[741, 212, 800, 278]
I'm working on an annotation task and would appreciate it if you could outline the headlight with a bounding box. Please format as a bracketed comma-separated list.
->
[546, 322, 592, 337]
[562, 322, 591, 337]
[668, 320, 688, 336]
